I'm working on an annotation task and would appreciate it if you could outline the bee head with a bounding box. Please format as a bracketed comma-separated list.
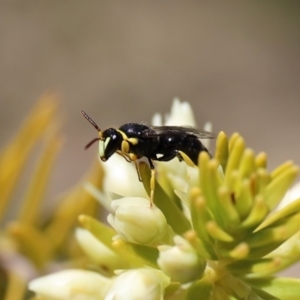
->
[99, 128, 122, 161]
[82, 110, 122, 161]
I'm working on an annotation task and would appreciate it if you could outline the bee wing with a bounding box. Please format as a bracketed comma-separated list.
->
[142, 125, 215, 139]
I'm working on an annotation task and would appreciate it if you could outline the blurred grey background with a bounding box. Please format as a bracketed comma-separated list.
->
[0, 1, 300, 274]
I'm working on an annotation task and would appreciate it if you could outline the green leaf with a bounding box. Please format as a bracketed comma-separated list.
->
[255, 152, 267, 169]
[265, 231, 300, 273]
[78, 215, 115, 249]
[241, 195, 269, 229]
[247, 277, 300, 300]
[139, 162, 191, 234]
[189, 190, 217, 259]
[111, 239, 154, 268]
[164, 282, 181, 297]
[271, 161, 294, 180]
[246, 213, 300, 251]
[199, 154, 224, 227]
[256, 168, 271, 196]
[228, 243, 250, 260]
[255, 197, 300, 232]
[235, 178, 254, 220]
[127, 242, 159, 268]
[206, 220, 234, 242]
[238, 148, 256, 180]
[217, 186, 241, 230]
[227, 258, 272, 276]
[225, 135, 245, 185]
[266, 164, 299, 210]
[186, 280, 213, 300]
[215, 131, 229, 172]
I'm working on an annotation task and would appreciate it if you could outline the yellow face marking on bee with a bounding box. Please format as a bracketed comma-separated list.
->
[104, 137, 111, 149]
[99, 140, 105, 158]
[99, 137, 111, 159]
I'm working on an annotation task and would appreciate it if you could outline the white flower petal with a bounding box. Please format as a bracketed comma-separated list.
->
[107, 197, 173, 245]
[101, 155, 148, 198]
[151, 112, 163, 126]
[202, 121, 213, 149]
[164, 98, 197, 126]
[157, 235, 206, 283]
[105, 268, 170, 300]
[75, 228, 128, 274]
[29, 269, 112, 300]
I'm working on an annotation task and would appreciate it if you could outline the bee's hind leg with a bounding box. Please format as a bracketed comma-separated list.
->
[147, 158, 156, 208]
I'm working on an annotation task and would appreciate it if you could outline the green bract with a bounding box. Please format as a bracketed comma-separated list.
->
[70, 130, 300, 300]
[6, 98, 299, 300]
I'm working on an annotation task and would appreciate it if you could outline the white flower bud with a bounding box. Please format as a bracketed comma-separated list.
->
[157, 235, 206, 283]
[75, 228, 128, 273]
[105, 268, 170, 300]
[29, 269, 112, 300]
[163, 98, 197, 127]
[107, 197, 173, 245]
[102, 155, 148, 198]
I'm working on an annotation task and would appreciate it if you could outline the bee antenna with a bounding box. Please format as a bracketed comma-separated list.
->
[84, 138, 101, 150]
[81, 110, 101, 132]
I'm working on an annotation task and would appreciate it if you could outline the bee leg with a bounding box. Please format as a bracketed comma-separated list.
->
[121, 140, 130, 153]
[147, 158, 155, 208]
[177, 151, 196, 167]
[116, 151, 142, 182]
[134, 160, 142, 182]
[116, 150, 131, 163]
[124, 153, 143, 183]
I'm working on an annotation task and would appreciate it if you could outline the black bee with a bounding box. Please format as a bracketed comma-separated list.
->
[81, 110, 214, 205]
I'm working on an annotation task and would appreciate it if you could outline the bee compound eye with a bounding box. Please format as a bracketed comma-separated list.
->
[99, 129, 123, 160]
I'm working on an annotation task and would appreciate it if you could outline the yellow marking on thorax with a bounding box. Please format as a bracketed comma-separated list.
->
[127, 137, 139, 145]
[118, 130, 139, 156]
[117, 130, 139, 145]
[117, 130, 128, 140]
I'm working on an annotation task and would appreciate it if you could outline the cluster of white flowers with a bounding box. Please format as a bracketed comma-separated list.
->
[29, 99, 209, 300]
[28, 98, 300, 299]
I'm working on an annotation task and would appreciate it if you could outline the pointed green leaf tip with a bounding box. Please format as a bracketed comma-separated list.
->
[139, 161, 191, 234]
[183, 131, 300, 298]
[214, 131, 228, 171]
[266, 163, 299, 209]
[23, 120, 300, 300]
[247, 277, 300, 300]
[186, 280, 213, 300]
